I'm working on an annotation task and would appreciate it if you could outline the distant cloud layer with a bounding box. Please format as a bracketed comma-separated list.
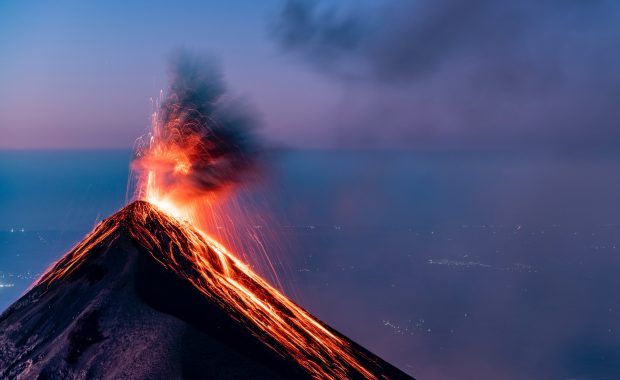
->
[274, 0, 620, 149]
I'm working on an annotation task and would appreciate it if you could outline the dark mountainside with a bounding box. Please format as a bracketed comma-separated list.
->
[0, 201, 412, 379]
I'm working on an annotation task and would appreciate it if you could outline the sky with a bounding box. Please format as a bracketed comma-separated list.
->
[1, 0, 619, 150]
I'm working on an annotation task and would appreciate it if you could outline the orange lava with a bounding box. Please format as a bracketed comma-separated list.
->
[38, 97, 383, 379]
[136, 153, 377, 378]
[38, 201, 377, 379]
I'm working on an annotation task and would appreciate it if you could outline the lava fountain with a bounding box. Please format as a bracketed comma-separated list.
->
[125, 53, 377, 379]
[131, 52, 257, 224]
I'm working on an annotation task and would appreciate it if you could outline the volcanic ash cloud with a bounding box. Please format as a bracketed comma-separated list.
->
[132, 51, 258, 203]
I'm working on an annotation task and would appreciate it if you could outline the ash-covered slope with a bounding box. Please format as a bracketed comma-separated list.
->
[0, 201, 412, 380]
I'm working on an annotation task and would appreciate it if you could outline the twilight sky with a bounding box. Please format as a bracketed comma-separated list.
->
[1, 0, 619, 150]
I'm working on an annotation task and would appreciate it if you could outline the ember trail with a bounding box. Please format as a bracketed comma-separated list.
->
[40, 53, 382, 379]
[131, 51, 257, 221]
[38, 201, 380, 379]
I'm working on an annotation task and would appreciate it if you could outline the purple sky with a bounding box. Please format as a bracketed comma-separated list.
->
[1, 0, 619, 150]
[0, 0, 338, 149]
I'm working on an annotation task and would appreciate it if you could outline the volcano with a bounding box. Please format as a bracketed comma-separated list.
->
[0, 201, 412, 379]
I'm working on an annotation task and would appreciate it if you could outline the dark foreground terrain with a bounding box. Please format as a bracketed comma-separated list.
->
[0, 201, 410, 379]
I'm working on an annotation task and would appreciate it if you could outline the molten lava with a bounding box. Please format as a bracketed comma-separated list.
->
[37, 54, 399, 379]
[38, 202, 382, 379]
[135, 154, 378, 378]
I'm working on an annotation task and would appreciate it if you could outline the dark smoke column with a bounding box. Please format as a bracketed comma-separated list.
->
[132, 51, 258, 204]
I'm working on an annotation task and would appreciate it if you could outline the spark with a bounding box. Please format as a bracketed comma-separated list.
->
[34, 54, 393, 378]
[36, 96, 380, 380]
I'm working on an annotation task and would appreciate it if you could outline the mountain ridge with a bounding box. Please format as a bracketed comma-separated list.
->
[0, 201, 412, 379]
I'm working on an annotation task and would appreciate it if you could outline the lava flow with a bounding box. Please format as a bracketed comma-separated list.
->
[38, 200, 381, 379]
[130, 54, 376, 379]
[39, 53, 384, 379]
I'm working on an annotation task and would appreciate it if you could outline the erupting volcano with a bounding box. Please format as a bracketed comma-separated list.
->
[0, 53, 412, 379]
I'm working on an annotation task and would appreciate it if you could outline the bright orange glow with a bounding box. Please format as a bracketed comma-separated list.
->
[38, 202, 378, 379]
[39, 103, 381, 379]
[130, 110, 376, 378]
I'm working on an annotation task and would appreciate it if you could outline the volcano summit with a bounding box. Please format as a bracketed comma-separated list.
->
[0, 201, 411, 379]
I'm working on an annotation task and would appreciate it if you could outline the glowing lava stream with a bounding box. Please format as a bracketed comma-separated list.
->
[39, 189, 377, 378]
[141, 175, 376, 379]
[34, 54, 394, 378]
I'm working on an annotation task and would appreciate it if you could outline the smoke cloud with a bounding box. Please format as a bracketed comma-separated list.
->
[132, 51, 258, 199]
[274, 0, 620, 149]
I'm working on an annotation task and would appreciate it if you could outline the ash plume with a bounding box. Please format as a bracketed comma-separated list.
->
[132, 51, 258, 199]
[273, 0, 620, 149]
